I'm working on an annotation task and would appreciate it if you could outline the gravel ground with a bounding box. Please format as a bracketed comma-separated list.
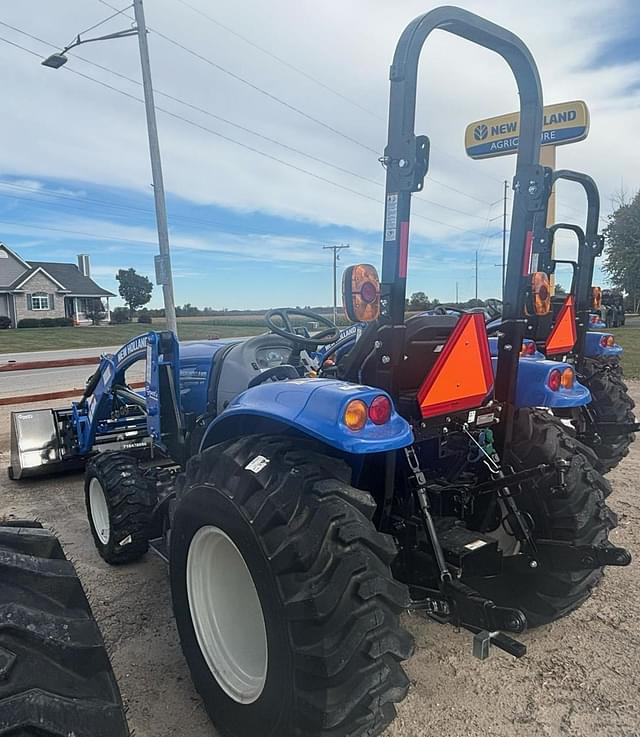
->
[1, 388, 638, 737]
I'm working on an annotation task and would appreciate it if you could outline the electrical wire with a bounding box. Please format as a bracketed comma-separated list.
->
[68, 3, 133, 45]
[0, 20, 491, 222]
[0, 30, 499, 238]
[97, 0, 379, 156]
[172, 0, 384, 121]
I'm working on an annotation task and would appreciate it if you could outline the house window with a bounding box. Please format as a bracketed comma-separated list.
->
[30, 292, 50, 310]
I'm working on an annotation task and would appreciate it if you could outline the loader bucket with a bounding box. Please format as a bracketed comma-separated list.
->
[9, 409, 83, 480]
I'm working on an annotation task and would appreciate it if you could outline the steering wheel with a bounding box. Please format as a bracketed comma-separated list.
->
[484, 299, 503, 319]
[264, 308, 341, 347]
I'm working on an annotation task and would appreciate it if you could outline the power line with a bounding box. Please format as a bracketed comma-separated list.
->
[0, 30, 496, 238]
[169, 0, 507, 193]
[96, 0, 379, 156]
[173, 0, 383, 121]
[97, 0, 504, 199]
[0, 20, 489, 222]
[70, 3, 133, 44]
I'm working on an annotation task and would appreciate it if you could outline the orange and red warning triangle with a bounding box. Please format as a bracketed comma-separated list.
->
[546, 295, 577, 356]
[418, 313, 494, 419]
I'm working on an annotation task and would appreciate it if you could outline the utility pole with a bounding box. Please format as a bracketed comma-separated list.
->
[323, 244, 350, 323]
[455, 281, 459, 304]
[502, 179, 508, 303]
[133, 0, 177, 335]
[41, 0, 178, 335]
[475, 249, 478, 302]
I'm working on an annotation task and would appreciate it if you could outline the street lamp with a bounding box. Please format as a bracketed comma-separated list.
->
[41, 0, 178, 335]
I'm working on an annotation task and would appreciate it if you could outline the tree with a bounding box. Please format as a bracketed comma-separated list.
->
[554, 283, 567, 297]
[603, 191, 640, 312]
[116, 268, 153, 316]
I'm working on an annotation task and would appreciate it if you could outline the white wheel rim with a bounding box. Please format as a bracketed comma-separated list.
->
[186, 525, 268, 704]
[89, 477, 111, 544]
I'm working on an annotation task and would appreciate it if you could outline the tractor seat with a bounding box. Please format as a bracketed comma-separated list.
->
[338, 314, 459, 394]
[396, 313, 459, 392]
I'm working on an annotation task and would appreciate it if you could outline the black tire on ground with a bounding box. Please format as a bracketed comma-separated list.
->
[85, 452, 156, 564]
[578, 358, 636, 473]
[472, 408, 617, 629]
[0, 523, 130, 737]
[170, 435, 414, 737]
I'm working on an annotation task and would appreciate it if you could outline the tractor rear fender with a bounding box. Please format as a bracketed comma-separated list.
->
[199, 378, 413, 455]
[583, 331, 623, 359]
[491, 356, 591, 408]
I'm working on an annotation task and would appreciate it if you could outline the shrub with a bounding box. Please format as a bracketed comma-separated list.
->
[110, 307, 130, 324]
[0, 316, 11, 329]
[18, 317, 74, 328]
[137, 313, 152, 324]
[17, 318, 42, 328]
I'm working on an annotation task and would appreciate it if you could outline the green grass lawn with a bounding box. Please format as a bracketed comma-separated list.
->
[3, 318, 640, 380]
[611, 326, 640, 378]
[0, 320, 264, 354]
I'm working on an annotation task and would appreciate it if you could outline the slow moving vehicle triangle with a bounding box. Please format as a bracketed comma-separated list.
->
[546, 295, 577, 355]
[417, 313, 494, 419]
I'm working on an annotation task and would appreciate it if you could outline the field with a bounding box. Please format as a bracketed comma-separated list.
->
[0, 318, 265, 353]
[612, 325, 640, 377]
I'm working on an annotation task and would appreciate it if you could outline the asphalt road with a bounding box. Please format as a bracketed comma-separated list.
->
[0, 345, 121, 365]
[0, 344, 148, 400]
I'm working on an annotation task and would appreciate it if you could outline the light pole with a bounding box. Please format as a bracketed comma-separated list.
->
[323, 244, 350, 323]
[42, 0, 178, 335]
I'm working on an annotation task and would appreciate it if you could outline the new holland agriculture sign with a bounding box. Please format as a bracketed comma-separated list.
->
[464, 100, 589, 159]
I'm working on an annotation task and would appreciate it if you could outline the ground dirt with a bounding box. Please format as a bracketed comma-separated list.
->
[1, 387, 639, 737]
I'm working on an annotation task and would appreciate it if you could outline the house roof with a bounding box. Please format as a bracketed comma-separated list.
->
[7, 261, 115, 297]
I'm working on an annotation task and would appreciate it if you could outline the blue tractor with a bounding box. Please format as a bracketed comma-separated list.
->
[8, 8, 631, 737]
[484, 169, 637, 472]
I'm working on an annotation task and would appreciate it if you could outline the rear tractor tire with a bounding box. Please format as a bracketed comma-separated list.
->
[473, 408, 617, 628]
[578, 358, 636, 473]
[170, 435, 414, 737]
[0, 522, 130, 736]
[85, 452, 156, 564]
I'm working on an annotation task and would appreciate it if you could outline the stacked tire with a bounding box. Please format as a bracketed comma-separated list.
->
[0, 521, 129, 737]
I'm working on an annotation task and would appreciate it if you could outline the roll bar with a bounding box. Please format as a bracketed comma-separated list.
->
[380, 5, 546, 429]
[542, 170, 605, 355]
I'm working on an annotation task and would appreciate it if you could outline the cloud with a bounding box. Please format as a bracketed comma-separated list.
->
[0, 0, 635, 305]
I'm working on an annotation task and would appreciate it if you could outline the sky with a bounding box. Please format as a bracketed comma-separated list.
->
[0, 0, 638, 310]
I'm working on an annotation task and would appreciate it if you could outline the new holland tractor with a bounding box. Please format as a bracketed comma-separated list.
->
[511, 169, 638, 471]
[6, 7, 632, 737]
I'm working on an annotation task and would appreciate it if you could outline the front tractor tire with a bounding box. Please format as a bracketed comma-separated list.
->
[0, 522, 129, 737]
[85, 452, 155, 565]
[476, 409, 617, 628]
[170, 435, 414, 737]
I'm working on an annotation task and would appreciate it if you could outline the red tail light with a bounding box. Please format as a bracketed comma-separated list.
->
[600, 335, 615, 348]
[368, 395, 392, 425]
[547, 369, 562, 391]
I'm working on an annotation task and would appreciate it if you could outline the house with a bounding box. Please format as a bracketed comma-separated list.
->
[0, 243, 115, 327]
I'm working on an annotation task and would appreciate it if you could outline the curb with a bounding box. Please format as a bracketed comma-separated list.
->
[0, 381, 145, 407]
[0, 356, 101, 373]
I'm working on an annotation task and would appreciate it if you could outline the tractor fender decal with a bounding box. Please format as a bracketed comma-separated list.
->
[199, 378, 413, 455]
[491, 357, 591, 408]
